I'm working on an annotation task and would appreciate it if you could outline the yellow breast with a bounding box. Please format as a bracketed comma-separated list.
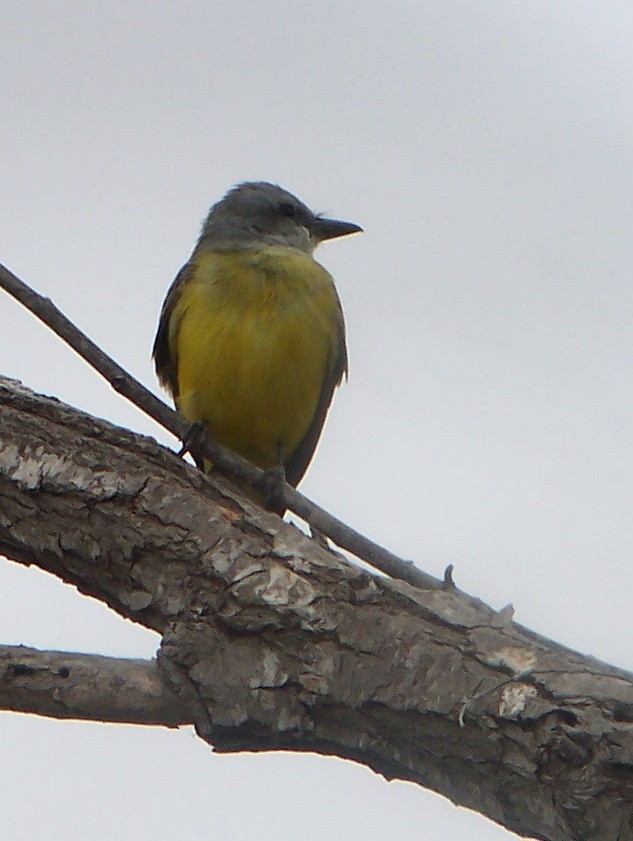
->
[171, 247, 341, 470]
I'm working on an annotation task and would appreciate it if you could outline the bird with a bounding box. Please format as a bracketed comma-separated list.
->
[152, 181, 361, 511]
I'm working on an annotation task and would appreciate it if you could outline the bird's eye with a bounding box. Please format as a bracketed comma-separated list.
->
[279, 202, 296, 218]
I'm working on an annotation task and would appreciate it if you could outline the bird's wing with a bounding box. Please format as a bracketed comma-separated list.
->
[152, 262, 194, 400]
[284, 291, 348, 488]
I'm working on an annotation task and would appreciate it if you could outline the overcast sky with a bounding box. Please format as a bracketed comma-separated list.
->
[2, 3, 633, 839]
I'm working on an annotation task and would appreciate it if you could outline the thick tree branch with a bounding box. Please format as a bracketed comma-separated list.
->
[0, 262, 440, 590]
[0, 644, 188, 726]
[1, 376, 633, 841]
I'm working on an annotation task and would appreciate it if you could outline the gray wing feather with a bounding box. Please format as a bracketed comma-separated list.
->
[152, 263, 194, 400]
[284, 298, 347, 488]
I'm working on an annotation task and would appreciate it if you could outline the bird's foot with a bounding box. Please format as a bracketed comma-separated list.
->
[177, 420, 207, 468]
[255, 462, 287, 512]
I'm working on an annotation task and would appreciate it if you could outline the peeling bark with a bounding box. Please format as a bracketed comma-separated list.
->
[0, 376, 632, 841]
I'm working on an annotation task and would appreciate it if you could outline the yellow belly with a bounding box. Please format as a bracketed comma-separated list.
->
[172, 248, 339, 470]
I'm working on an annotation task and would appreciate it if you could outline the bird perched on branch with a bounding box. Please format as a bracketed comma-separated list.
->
[153, 181, 361, 510]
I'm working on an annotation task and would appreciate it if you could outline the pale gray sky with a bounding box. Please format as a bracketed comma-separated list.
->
[2, 3, 633, 839]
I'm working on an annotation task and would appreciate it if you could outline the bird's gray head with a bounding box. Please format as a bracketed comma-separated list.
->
[196, 182, 362, 254]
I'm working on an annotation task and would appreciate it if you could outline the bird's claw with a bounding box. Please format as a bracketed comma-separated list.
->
[255, 462, 287, 512]
[178, 420, 207, 466]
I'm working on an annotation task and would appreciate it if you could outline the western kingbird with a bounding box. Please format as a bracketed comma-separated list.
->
[152, 181, 361, 508]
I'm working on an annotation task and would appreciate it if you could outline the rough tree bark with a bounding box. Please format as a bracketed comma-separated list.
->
[1, 376, 632, 841]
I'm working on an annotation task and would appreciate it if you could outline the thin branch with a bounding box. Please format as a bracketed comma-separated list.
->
[0, 261, 441, 591]
[0, 645, 190, 726]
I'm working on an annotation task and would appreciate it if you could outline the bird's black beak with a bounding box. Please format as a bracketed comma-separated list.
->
[311, 216, 363, 242]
